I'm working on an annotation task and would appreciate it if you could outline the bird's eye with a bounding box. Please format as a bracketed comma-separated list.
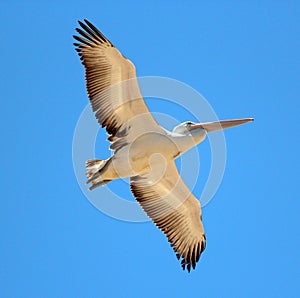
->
[186, 122, 193, 126]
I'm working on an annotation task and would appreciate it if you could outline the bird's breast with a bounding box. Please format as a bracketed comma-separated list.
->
[129, 132, 179, 161]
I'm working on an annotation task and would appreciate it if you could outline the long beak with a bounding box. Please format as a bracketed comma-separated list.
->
[189, 118, 254, 132]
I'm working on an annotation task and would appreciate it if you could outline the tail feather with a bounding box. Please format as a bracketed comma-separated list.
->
[86, 159, 105, 169]
[85, 159, 112, 190]
[89, 180, 111, 190]
[86, 159, 104, 178]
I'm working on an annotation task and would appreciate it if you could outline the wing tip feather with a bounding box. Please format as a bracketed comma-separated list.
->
[73, 19, 113, 49]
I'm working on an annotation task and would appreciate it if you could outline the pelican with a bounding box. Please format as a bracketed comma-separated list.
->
[73, 19, 253, 272]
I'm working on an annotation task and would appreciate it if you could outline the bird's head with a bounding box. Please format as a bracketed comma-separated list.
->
[173, 121, 207, 144]
[172, 121, 198, 134]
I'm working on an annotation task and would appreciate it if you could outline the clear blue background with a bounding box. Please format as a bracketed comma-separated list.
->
[1, 1, 299, 297]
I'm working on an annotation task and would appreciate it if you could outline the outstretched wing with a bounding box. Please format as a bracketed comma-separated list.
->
[73, 20, 163, 151]
[130, 161, 206, 272]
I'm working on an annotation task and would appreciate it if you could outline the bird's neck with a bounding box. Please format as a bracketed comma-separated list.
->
[171, 129, 206, 158]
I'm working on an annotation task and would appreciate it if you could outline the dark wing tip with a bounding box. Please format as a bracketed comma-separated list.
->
[82, 19, 114, 47]
[179, 236, 206, 272]
[73, 19, 114, 48]
[78, 20, 85, 27]
[181, 258, 195, 272]
[187, 263, 191, 273]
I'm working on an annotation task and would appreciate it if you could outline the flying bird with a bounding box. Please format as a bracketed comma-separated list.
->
[73, 19, 253, 272]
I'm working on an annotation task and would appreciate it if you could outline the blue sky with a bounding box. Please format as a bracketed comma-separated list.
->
[1, 1, 300, 297]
